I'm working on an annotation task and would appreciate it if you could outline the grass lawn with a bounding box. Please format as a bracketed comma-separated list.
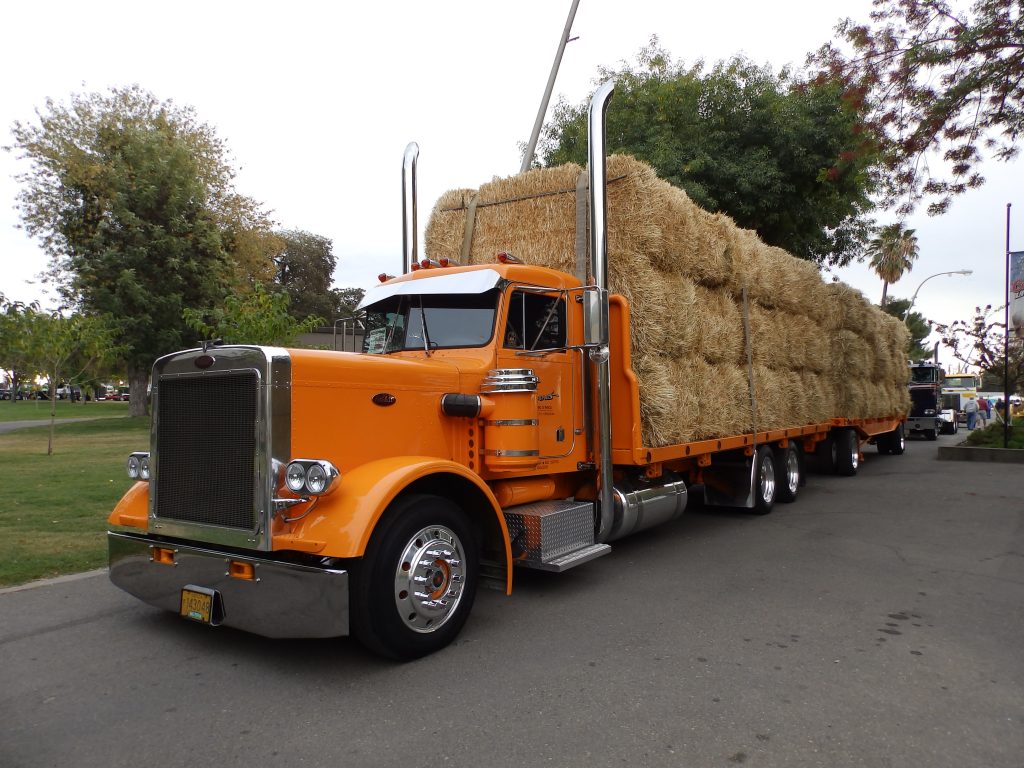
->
[963, 417, 1024, 449]
[0, 399, 130, 423]
[0, 417, 150, 587]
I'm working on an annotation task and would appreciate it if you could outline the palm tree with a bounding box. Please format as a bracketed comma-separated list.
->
[866, 223, 919, 307]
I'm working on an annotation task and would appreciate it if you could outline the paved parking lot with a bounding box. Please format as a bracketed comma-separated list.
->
[1, 432, 1021, 767]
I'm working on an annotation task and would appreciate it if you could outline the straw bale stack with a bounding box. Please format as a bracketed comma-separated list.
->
[425, 154, 910, 447]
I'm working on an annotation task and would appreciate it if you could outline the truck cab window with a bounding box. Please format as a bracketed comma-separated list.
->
[362, 289, 499, 354]
[504, 290, 566, 351]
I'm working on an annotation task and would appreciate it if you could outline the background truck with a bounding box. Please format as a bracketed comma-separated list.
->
[107, 83, 909, 659]
[907, 360, 944, 439]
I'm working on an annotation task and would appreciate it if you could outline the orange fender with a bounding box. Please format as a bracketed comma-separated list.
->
[286, 456, 513, 594]
[109, 482, 149, 529]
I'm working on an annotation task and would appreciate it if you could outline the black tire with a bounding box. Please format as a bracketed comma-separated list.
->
[876, 431, 893, 455]
[924, 428, 938, 441]
[835, 428, 860, 476]
[752, 445, 777, 515]
[351, 493, 479, 660]
[890, 423, 906, 455]
[812, 436, 838, 474]
[774, 443, 801, 503]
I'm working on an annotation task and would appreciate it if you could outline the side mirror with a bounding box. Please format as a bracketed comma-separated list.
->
[583, 288, 609, 347]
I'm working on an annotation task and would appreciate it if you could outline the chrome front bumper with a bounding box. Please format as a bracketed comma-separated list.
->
[906, 416, 940, 433]
[108, 531, 349, 638]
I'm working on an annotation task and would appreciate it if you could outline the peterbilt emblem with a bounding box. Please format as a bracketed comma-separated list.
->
[372, 393, 397, 407]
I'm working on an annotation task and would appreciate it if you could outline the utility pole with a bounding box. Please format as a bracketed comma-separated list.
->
[520, 0, 581, 173]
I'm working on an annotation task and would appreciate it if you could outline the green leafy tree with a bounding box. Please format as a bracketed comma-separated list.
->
[273, 230, 340, 322]
[881, 296, 933, 360]
[935, 304, 1024, 395]
[539, 41, 879, 267]
[866, 223, 919, 306]
[6, 85, 276, 417]
[26, 310, 120, 454]
[0, 295, 42, 398]
[812, 0, 1024, 215]
[184, 283, 323, 347]
[336, 287, 365, 318]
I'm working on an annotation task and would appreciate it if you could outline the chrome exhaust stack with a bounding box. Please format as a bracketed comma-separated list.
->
[402, 142, 419, 274]
[587, 81, 616, 542]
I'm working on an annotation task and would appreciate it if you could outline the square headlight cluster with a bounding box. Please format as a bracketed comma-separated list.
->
[284, 459, 339, 496]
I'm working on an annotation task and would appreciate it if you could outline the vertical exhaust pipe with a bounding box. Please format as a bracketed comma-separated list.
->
[402, 142, 419, 274]
[588, 81, 615, 542]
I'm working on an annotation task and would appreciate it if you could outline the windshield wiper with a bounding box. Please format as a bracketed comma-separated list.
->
[417, 295, 432, 356]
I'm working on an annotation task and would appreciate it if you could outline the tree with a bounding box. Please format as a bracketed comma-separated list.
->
[539, 40, 879, 268]
[866, 223, 920, 306]
[183, 283, 323, 347]
[0, 295, 42, 399]
[336, 287, 365, 319]
[26, 310, 120, 454]
[881, 296, 934, 359]
[273, 230, 339, 322]
[6, 85, 277, 417]
[935, 304, 1024, 395]
[812, 0, 1024, 215]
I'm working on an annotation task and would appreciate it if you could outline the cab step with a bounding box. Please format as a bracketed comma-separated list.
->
[503, 499, 611, 572]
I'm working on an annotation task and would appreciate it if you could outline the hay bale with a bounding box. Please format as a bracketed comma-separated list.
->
[423, 156, 910, 447]
[633, 353, 679, 447]
[660, 273, 699, 358]
[692, 286, 744, 364]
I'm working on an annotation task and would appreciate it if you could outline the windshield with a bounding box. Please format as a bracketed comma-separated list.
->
[909, 366, 940, 384]
[945, 375, 977, 388]
[362, 289, 500, 354]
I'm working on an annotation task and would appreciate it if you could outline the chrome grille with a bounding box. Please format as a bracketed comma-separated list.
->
[155, 371, 259, 530]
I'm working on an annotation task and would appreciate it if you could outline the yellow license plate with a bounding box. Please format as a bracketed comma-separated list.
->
[180, 588, 213, 623]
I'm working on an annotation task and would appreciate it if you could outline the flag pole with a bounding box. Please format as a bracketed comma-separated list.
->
[1005, 203, 1012, 448]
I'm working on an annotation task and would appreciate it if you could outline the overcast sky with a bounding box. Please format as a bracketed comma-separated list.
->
[2, 0, 1018, 370]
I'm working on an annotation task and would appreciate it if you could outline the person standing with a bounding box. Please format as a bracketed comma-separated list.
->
[977, 396, 990, 427]
[964, 396, 979, 430]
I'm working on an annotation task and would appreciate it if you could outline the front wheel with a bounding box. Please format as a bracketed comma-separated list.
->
[351, 494, 479, 660]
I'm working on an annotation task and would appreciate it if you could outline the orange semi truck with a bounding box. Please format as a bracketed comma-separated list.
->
[107, 83, 906, 659]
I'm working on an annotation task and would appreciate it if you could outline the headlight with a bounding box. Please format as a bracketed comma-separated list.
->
[306, 463, 328, 494]
[127, 452, 150, 481]
[285, 462, 307, 492]
[283, 459, 340, 496]
[924, 409, 936, 416]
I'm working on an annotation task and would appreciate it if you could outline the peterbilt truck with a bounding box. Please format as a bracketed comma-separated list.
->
[107, 83, 907, 659]
[906, 360, 945, 439]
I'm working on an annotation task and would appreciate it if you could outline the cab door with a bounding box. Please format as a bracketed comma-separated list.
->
[496, 287, 583, 472]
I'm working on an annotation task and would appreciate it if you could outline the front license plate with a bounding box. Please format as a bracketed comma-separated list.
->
[180, 587, 214, 623]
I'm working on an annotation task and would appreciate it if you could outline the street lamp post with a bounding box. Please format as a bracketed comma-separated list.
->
[906, 269, 973, 317]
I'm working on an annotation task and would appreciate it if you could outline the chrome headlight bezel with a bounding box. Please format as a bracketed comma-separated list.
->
[282, 459, 340, 497]
[127, 452, 151, 481]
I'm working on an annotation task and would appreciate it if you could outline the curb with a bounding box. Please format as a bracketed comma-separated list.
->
[0, 568, 107, 595]
[937, 445, 1024, 463]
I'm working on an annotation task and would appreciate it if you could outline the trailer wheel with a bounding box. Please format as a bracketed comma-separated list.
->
[753, 446, 777, 514]
[835, 428, 860, 476]
[351, 493, 478, 660]
[774, 444, 800, 503]
[890, 423, 906, 455]
[812, 436, 838, 474]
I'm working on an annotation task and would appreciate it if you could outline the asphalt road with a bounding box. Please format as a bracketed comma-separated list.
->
[1, 432, 1021, 768]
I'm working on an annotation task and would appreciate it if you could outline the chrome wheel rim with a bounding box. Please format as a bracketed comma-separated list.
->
[850, 441, 860, 470]
[785, 450, 799, 495]
[759, 455, 776, 504]
[394, 525, 466, 633]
